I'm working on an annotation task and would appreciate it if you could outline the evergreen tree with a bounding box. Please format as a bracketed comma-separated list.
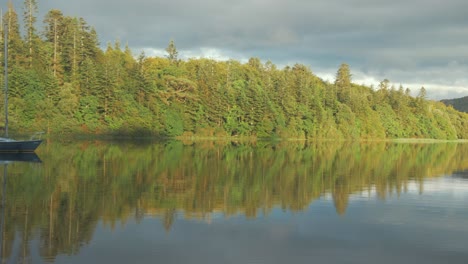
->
[4, 3, 25, 67]
[23, 0, 38, 68]
[335, 63, 351, 104]
[165, 39, 178, 65]
[43, 9, 65, 81]
[418, 86, 427, 100]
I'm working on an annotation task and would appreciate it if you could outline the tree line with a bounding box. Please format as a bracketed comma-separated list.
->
[2, 1, 468, 139]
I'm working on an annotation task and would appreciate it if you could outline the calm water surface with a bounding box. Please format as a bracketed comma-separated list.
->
[1, 140, 467, 264]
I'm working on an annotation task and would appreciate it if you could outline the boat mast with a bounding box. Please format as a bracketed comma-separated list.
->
[3, 15, 7, 138]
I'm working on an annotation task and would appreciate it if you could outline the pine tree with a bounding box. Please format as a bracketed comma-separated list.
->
[335, 63, 351, 104]
[165, 39, 178, 64]
[23, 0, 38, 68]
[43, 9, 65, 81]
[4, 2, 25, 67]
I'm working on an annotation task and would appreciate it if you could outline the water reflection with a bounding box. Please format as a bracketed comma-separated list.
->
[1, 141, 468, 263]
[0, 153, 41, 264]
[0, 153, 41, 164]
[453, 169, 468, 179]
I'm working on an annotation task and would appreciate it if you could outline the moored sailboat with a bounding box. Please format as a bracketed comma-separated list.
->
[0, 14, 42, 153]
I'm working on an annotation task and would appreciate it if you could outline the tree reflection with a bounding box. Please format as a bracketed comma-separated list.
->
[1, 140, 468, 262]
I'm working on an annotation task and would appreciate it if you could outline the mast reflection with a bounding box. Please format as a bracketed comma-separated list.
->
[0, 152, 41, 263]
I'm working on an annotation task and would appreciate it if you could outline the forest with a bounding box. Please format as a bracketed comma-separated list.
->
[2, 1, 468, 139]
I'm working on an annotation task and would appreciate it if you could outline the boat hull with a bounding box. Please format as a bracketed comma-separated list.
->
[0, 140, 42, 153]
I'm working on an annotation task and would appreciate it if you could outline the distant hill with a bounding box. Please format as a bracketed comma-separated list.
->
[441, 96, 468, 113]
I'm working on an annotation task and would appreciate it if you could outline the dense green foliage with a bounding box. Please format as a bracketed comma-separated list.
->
[1, 3, 468, 139]
[2, 140, 468, 261]
[441, 96, 468, 113]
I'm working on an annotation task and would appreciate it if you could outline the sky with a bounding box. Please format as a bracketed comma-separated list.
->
[10, 0, 468, 100]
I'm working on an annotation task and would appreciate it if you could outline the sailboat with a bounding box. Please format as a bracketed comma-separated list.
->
[0, 16, 42, 153]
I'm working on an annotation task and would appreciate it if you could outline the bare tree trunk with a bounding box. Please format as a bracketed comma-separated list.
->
[53, 18, 57, 77]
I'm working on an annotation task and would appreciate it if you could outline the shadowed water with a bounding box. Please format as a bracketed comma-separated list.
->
[1, 140, 468, 264]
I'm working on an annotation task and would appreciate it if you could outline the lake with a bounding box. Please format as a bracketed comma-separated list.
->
[1, 140, 468, 264]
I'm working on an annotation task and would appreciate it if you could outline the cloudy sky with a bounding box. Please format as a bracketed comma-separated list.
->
[10, 0, 468, 100]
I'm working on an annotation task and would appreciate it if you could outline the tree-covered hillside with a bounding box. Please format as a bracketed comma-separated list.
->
[1, 2, 468, 139]
[441, 96, 468, 113]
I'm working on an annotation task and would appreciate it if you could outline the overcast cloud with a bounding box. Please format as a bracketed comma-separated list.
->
[10, 0, 468, 99]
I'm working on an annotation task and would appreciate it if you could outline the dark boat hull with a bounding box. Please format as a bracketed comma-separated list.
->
[0, 140, 42, 153]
